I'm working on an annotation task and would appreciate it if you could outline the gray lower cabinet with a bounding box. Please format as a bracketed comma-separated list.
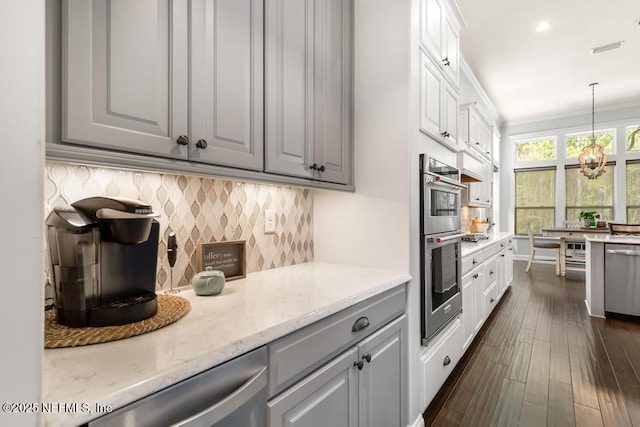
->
[62, 0, 263, 171]
[268, 347, 359, 427]
[268, 313, 407, 427]
[264, 0, 353, 185]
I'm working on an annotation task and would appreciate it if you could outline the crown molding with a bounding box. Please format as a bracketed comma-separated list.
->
[459, 56, 502, 126]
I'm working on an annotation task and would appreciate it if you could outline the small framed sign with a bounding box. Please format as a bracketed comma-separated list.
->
[196, 240, 246, 281]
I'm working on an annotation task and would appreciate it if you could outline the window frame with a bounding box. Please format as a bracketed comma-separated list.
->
[564, 128, 617, 159]
[564, 162, 616, 222]
[626, 160, 640, 222]
[513, 136, 558, 164]
[514, 166, 557, 236]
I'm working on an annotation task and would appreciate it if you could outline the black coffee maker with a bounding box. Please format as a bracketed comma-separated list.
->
[46, 196, 160, 327]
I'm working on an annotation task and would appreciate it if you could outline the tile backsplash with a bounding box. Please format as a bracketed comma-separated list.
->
[44, 162, 314, 290]
[461, 206, 493, 232]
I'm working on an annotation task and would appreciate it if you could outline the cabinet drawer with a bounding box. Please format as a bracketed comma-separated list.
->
[484, 258, 497, 290]
[419, 318, 463, 408]
[483, 282, 498, 319]
[484, 241, 502, 260]
[462, 251, 485, 275]
[268, 285, 406, 398]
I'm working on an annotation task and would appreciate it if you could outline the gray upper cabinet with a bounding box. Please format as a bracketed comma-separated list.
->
[62, 0, 263, 171]
[265, 0, 353, 185]
[62, 0, 189, 159]
[189, 0, 264, 170]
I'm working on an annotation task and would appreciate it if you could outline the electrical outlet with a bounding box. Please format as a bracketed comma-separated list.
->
[265, 209, 276, 234]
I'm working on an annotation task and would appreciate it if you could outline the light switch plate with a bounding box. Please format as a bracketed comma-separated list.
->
[265, 209, 276, 234]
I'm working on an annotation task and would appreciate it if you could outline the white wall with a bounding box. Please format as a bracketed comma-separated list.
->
[0, 2, 45, 426]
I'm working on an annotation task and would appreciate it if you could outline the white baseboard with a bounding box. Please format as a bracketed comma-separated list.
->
[409, 414, 425, 427]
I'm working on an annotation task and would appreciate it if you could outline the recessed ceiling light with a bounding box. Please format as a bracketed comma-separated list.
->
[535, 21, 550, 32]
[591, 41, 625, 54]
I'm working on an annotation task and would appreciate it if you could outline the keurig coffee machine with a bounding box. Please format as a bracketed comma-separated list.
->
[46, 196, 160, 327]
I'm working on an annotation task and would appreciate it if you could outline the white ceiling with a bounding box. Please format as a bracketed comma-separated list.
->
[456, 0, 640, 124]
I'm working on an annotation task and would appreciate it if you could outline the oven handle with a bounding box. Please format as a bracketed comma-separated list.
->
[424, 173, 467, 190]
[427, 233, 466, 243]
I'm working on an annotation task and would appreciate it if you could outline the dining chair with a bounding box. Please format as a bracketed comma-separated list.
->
[525, 221, 561, 275]
[608, 223, 640, 236]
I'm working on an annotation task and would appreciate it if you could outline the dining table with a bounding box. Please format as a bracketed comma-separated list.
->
[540, 226, 610, 276]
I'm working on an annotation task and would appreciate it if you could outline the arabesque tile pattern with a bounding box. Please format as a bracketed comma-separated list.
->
[44, 162, 314, 290]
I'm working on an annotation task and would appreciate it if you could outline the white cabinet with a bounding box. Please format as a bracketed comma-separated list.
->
[419, 0, 460, 86]
[419, 50, 459, 151]
[264, 0, 353, 185]
[62, 0, 264, 170]
[459, 103, 492, 162]
[419, 318, 463, 410]
[461, 266, 483, 350]
[497, 239, 514, 296]
[464, 161, 493, 207]
[268, 287, 406, 427]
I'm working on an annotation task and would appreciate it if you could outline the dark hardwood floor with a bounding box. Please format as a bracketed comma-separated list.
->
[424, 260, 640, 427]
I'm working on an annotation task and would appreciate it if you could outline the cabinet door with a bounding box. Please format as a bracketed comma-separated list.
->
[357, 315, 406, 427]
[312, 0, 352, 184]
[461, 272, 475, 350]
[189, 0, 264, 170]
[265, 0, 352, 184]
[419, 0, 443, 60]
[419, 50, 443, 139]
[505, 247, 514, 287]
[268, 347, 358, 427]
[472, 269, 484, 333]
[62, 0, 188, 158]
[496, 252, 505, 295]
[442, 82, 459, 149]
[442, 14, 459, 85]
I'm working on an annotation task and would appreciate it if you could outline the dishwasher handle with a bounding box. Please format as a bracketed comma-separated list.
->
[607, 249, 640, 256]
[172, 366, 267, 427]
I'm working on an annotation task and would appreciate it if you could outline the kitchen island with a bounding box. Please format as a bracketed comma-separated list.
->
[42, 262, 410, 426]
[585, 234, 640, 317]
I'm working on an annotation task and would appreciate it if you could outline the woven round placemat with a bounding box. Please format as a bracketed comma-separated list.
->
[44, 294, 190, 349]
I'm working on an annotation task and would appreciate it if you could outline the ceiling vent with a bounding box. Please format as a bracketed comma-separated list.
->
[590, 41, 625, 55]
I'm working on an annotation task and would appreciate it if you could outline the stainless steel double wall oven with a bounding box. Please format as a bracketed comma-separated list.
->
[420, 154, 466, 345]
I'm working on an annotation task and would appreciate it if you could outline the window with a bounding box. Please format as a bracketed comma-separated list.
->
[565, 164, 614, 222]
[515, 168, 556, 235]
[628, 161, 640, 223]
[515, 137, 556, 162]
[627, 125, 640, 153]
[565, 129, 615, 159]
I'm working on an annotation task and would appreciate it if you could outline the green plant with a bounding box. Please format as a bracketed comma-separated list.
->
[579, 211, 600, 220]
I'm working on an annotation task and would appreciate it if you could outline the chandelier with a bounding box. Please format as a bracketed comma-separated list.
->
[578, 83, 608, 179]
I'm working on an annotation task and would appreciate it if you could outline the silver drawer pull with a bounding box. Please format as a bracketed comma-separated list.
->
[607, 249, 640, 256]
[443, 356, 451, 366]
[352, 316, 370, 332]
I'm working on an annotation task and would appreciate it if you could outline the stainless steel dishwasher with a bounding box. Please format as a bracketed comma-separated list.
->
[605, 244, 640, 320]
[87, 346, 267, 427]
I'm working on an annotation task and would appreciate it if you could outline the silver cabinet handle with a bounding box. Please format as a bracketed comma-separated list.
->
[606, 249, 640, 256]
[172, 367, 266, 426]
[352, 316, 370, 332]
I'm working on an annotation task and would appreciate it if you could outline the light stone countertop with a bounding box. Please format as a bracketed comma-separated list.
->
[584, 234, 640, 245]
[42, 262, 411, 427]
[461, 231, 513, 258]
